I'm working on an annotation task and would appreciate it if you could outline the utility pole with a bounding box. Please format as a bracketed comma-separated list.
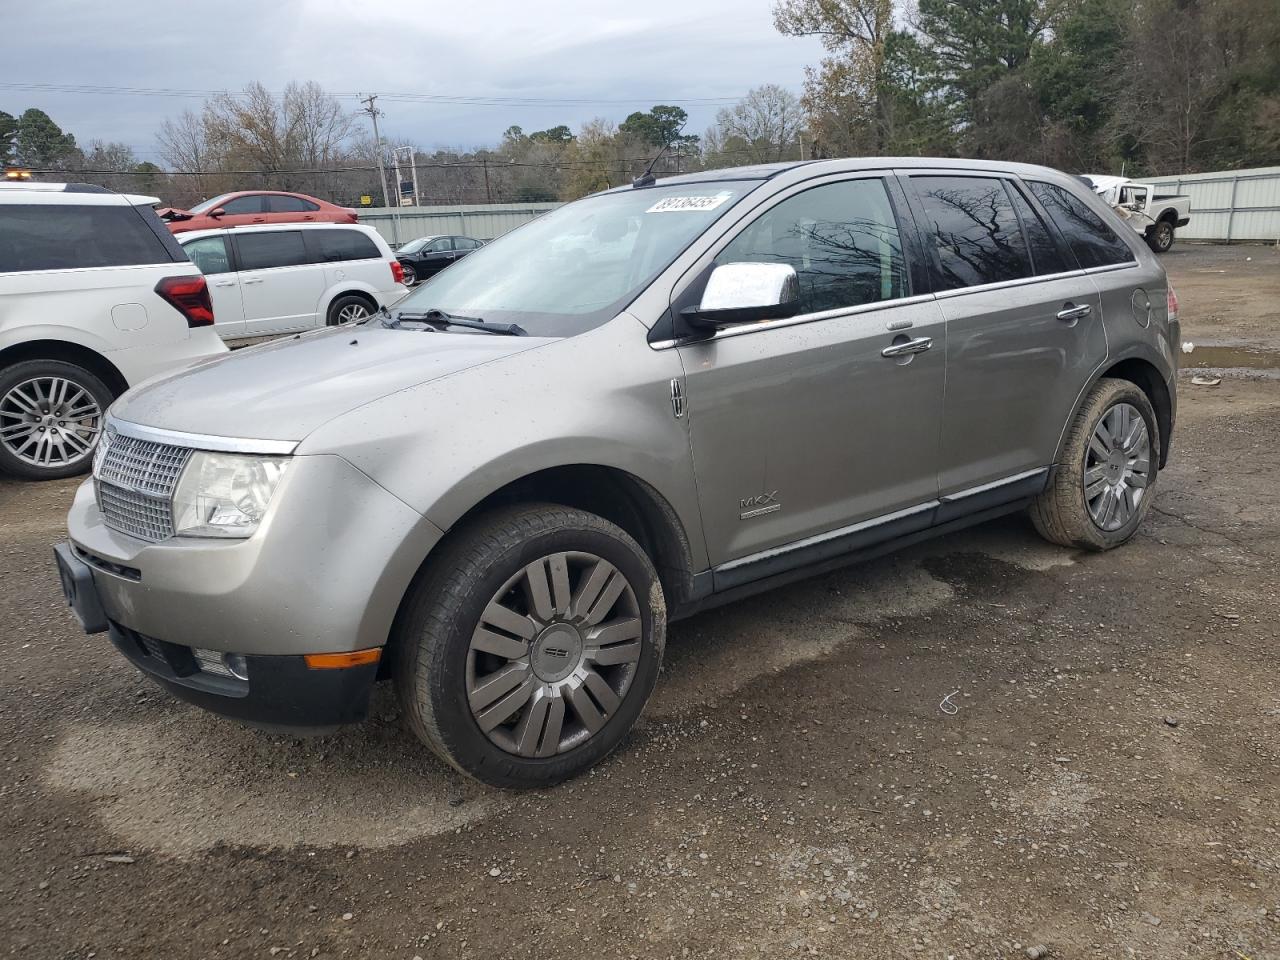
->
[481, 157, 492, 203]
[359, 94, 392, 209]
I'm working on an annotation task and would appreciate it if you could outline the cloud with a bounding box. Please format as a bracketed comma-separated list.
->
[1, 0, 824, 159]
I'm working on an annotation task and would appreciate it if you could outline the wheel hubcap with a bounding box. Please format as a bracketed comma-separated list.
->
[1085, 402, 1151, 532]
[0, 376, 102, 469]
[338, 304, 369, 323]
[467, 551, 643, 758]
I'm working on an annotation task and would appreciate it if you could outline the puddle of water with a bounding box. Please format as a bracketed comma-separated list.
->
[1183, 344, 1280, 377]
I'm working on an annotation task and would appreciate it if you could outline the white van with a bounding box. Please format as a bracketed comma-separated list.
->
[176, 223, 408, 340]
[0, 181, 228, 481]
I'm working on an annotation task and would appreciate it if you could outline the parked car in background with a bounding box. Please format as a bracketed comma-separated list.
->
[177, 223, 406, 340]
[1083, 175, 1190, 253]
[158, 191, 358, 234]
[0, 181, 226, 481]
[395, 235, 484, 284]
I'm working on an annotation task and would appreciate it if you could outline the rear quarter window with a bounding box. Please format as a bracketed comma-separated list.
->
[309, 229, 381, 262]
[0, 203, 177, 273]
[1027, 181, 1136, 268]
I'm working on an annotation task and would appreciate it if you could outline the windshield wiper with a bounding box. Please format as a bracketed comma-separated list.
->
[395, 308, 526, 337]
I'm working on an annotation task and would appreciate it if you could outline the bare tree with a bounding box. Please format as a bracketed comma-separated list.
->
[709, 85, 805, 164]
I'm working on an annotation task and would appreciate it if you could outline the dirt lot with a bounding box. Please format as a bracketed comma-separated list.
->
[2, 244, 1278, 960]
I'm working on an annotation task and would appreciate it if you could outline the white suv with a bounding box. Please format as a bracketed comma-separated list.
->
[176, 223, 407, 340]
[0, 182, 228, 481]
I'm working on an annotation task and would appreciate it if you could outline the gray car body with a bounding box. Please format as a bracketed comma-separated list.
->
[67, 157, 1179, 658]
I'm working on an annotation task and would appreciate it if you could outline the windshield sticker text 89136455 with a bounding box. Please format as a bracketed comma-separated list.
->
[646, 192, 733, 214]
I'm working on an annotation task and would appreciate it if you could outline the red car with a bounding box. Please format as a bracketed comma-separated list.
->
[158, 191, 357, 234]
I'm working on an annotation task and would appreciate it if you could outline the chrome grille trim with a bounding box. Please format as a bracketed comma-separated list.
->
[94, 430, 191, 542]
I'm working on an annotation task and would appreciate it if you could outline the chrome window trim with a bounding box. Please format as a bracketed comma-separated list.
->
[650, 293, 937, 350]
[931, 269, 1084, 300]
[106, 415, 299, 456]
[1084, 262, 1139, 276]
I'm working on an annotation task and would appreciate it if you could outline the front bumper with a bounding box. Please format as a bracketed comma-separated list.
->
[64, 453, 443, 657]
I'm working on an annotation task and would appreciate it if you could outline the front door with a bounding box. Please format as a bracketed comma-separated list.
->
[676, 176, 947, 569]
[230, 230, 326, 335]
[901, 172, 1107, 495]
[179, 234, 247, 340]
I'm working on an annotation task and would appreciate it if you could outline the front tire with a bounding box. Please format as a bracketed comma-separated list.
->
[1031, 378, 1159, 551]
[394, 504, 666, 788]
[1147, 219, 1175, 253]
[0, 359, 113, 481]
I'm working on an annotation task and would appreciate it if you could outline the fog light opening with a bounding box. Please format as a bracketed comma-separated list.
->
[193, 648, 249, 681]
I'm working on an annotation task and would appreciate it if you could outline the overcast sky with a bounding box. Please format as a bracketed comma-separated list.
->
[2, 0, 825, 164]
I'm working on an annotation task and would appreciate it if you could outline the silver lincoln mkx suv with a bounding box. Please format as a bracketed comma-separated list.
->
[55, 158, 1179, 787]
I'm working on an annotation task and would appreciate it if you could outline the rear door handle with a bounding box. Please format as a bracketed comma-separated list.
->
[242, 277, 263, 285]
[881, 336, 933, 358]
[1057, 303, 1092, 322]
[212, 280, 236, 287]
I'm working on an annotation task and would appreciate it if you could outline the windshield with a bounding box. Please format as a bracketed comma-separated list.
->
[397, 181, 759, 337]
[189, 193, 235, 214]
[398, 237, 432, 254]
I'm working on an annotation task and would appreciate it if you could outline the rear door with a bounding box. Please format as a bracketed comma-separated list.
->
[230, 230, 326, 335]
[265, 194, 320, 224]
[900, 171, 1106, 500]
[180, 234, 247, 339]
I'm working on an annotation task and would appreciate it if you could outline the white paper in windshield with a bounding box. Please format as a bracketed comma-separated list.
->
[646, 191, 733, 214]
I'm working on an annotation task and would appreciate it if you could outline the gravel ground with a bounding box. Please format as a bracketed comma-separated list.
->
[1, 243, 1278, 960]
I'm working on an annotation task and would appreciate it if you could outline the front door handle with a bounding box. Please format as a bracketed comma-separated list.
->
[881, 336, 933, 358]
[1057, 303, 1092, 322]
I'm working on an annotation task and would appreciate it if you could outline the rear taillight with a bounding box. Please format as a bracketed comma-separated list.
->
[1167, 284, 1179, 322]
[155, 275, 214, 328]
[390, 260, 405, 285]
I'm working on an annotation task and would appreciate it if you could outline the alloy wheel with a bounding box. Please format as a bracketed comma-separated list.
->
[337, 303, 371, 323]
[466, 551, 643, 758]
[1085, 402, 1151, 532]
[0, 376, 103, 469]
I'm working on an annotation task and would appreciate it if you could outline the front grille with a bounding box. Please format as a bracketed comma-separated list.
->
[94, 432, 192, 542]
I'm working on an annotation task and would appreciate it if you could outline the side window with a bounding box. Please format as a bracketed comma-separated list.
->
[427, 238, 452, 253]
[452, 237, 480, 251]
[221, 195, 264, 214]
[311, 229, 380, 262]
[268, 195, 311, 213]
[234, 231, 308, 270]
[914, 176, 1032, 290]
[0, 203, 174, 273]
[1007, 184, 1073, 276]
[182, 236, 233, 275]
[715, 178, 908, 315]
[1027, 181, 1136, 268]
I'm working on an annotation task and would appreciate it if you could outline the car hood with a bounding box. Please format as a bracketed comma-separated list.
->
[110, 325, 552, 443]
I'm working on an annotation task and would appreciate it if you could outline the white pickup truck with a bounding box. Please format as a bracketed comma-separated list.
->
[1084, 175, 1191, 253]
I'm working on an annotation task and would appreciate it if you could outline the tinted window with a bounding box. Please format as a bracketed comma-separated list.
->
[268, 195, 317, 213]
[0, 203, 174, 273]
[915, 176, 1032, 290]
[182, 236, 233, 275]
[234, 231, 308, 270]
[311, 229, 380, 262]
[427, 238, 452, 253]
[716, 178, 908, 314]
[452, 237, 480, 251]
[1027, 181, 1136, 268]
[1008, 185, 1072, 276]
[221, 195, 263, 214]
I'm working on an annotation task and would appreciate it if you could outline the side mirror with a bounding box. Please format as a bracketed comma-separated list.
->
[681, 262, 801, 331]
[209, 207, 226, 219]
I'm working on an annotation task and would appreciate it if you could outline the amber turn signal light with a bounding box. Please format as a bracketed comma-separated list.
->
[303, 648, 382, 670]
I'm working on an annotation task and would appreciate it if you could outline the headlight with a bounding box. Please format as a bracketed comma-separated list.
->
[172, 452, 290, 539]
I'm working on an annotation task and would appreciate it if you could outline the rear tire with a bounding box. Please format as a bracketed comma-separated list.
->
[1031, 378, 1159, 551]
[326, 294, 374, 326]
[394, 503, 665, 788]
[0, 359, 113, 481]
[1147, 219, 1175, 253]
[400, 263, 417, 286]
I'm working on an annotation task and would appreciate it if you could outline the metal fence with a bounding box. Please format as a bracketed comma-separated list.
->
[1143, 166, 1280, 243]
[358, 202, 561, 248]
